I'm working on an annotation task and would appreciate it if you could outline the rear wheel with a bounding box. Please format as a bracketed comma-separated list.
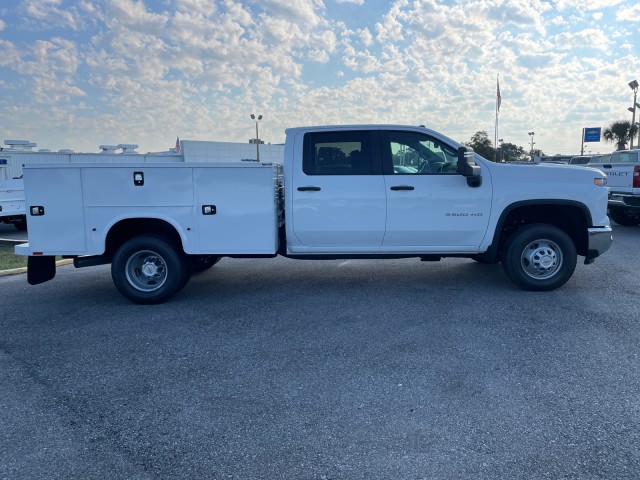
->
[111, 235, 189, 304]
[502, 224, 576, 291]
[608, 206, 640, 226]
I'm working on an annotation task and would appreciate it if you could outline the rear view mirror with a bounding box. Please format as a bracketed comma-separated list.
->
[457, 146, 482, 187]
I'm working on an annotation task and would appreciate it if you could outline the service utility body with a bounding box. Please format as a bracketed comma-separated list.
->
[16, 125, 613, 304]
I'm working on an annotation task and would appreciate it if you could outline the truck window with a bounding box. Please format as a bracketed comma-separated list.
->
[611, 152, 639, 163]
[303, 131, 373, 175]
[382, 131, 458, 174]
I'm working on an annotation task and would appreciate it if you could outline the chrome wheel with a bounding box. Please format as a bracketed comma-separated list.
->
[125, 250, 168, 292]
[520, 239, 562, 280]
[502, 224, 577, 291]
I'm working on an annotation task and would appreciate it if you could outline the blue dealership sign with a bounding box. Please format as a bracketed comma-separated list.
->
[584, 127, 601, 142]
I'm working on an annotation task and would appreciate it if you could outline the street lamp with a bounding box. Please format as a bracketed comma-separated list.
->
[528, 132, 535, 160]
[629, 80, 638, 149]
[250, 113, 263, 161]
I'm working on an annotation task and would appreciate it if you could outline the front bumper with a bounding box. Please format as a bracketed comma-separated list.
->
[585, 226, 613, 263]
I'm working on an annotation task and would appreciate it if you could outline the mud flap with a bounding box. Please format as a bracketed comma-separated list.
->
[27, 256, 56, 285]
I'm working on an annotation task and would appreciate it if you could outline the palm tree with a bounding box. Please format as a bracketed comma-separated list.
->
[603, 120, 639, 150]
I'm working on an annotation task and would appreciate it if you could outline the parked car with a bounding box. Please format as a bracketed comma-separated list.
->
[588, 153, 611, 165]
[569, 155, 591, 165]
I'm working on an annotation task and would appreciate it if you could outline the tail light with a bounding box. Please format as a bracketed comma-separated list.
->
[634, 166, 640, 189]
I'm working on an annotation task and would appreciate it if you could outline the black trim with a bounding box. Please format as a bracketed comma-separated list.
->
[487, 199, 593, 255]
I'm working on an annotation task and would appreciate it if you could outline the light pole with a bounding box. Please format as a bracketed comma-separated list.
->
[250, 113, 263, 161]
[628, 80, 638, 149]
[528, 132, 535, 161]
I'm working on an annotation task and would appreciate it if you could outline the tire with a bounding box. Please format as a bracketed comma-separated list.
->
[608, 206, 640, 226]
[111, 235, 189, 304]
[502, 224, 577, 291]
[191, 255, 221, 273]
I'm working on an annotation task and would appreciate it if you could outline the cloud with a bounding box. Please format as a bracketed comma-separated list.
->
[21, 0, 84, 30]
[616, 4, 640, 21]
[555, 0, 625, 10]
[552, 28, 612, 51]
[0, 0, 639, 157]
[359, 28, 373, 46]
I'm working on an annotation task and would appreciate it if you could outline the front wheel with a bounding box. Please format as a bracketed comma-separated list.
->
[502, 224, 577, 291]
[111, 235, 189, 304]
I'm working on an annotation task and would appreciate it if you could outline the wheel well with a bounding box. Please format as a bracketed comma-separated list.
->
[492, 203, 589, 259]
[104, 218, 184, 259]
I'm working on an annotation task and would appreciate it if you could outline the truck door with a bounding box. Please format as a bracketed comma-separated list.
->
[380, 130, 492, 251]
[290, 130, 386, 249]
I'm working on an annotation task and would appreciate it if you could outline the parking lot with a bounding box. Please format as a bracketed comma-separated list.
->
[1, 224, 639, 479]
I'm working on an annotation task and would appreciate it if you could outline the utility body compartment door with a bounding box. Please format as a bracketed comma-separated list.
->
[23, 166, 86, 253]
[193, 165, 278, 254]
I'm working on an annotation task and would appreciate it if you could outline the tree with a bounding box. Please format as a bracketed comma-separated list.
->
[603, 120, 639, 151]
[499, 142, 529, 162]
[465, 131, 496, 161]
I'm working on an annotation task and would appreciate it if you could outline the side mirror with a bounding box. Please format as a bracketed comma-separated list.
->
[457, 146, 482, 187]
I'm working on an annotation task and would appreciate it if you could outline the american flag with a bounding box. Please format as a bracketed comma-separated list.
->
[496, 76, 502, 113]
[175, 136, 181, 153]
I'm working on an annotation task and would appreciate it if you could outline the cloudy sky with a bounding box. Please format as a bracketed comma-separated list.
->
[0, 0, 639, 155]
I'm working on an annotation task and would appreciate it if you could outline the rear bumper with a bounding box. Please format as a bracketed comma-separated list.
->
[608, 194, 640, 209]
[585, 226, 613, 263]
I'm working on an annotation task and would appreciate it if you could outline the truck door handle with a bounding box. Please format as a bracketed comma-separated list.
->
[297, 186, 321, 191]
[390, 185, 415, 191]
[602, 165, 612, 168]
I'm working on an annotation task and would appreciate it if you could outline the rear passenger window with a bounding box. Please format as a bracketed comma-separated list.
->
[303, 131, 373, 175]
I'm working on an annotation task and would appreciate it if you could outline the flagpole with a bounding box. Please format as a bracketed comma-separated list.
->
[495, 75, 500, 161]
[495, 103, 499, 161]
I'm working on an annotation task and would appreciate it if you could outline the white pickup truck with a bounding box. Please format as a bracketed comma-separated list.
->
[15, 125, 612, 304]
[0, 179, 26, 230]
[589, 149, 640, 225]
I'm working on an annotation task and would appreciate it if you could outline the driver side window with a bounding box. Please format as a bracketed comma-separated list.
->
[386, 131, 458, 174]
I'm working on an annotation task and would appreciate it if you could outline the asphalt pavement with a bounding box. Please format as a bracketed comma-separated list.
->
[1, 224, 639, 479]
